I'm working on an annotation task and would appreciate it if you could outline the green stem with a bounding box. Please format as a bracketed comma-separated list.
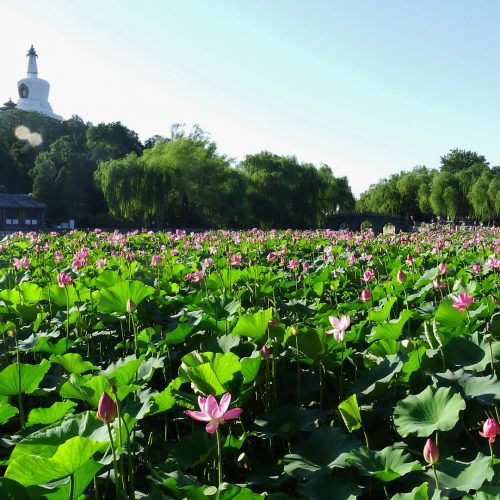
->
[69, 473, 75, 500]
[319, 360, 324, 412]
[15, 337, 24, 430]
[216, 428, 223, 487]
[105, 421, 120, 495]
[489, 440, 495, 466]
[432, 464, 440, 491]
[362, 425, 370, 448]
[65, 287, 70, 341]
[339, 340, 345, 401]
[296, 336, 301, 406]
[113, 394, 128, 493]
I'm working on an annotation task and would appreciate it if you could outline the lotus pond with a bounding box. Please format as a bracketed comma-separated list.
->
[0, 227, 499, 499]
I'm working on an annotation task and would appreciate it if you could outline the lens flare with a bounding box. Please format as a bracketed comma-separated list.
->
[28, 132, 43, 146]
[14, 125, 30, 140]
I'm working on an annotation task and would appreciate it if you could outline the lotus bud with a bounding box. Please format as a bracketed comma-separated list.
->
[479, 418, 499, 443]
[268, 318, 278, 328]
[7, 328, 17, 338]
[423, 438, 439, 465]
[126, 298, 136, 314]
[291, 325, 300, 336]
[261, 345, 270, 360]
[97, 391, 117, 423]
[396, 270, 406, 283]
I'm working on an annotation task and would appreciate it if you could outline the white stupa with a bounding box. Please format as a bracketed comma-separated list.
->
[16, 45, 62, 120]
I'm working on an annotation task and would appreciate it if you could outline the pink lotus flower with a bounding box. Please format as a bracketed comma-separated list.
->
[302, 261, 310, 272]
[472, 264, 481, 273]
[230, 254, 243, 266]
[423, 438, 439, 465]
[361, 269, 375, 282]
[437, 263, 446, 276]
[267, 252, 278, 261]
[287, 259, 300, 270]
[57, 272, 73, 288]
[486, 256, 500, 270]
[326, 315, 350, 342]
[13, 257, 30, 270]
[54, 250, 64, 263]
[185, 270, 204, 282]
[479, 418, 499, 443]
[151, 254, 163, 266]
[97, 392, 117, 423]
[433, 279, 446, 289]
[360, 289, 372, 302]
[452, 292, 475, 312]
[186, 393, 243, 434]
[95, 258, 107, 269]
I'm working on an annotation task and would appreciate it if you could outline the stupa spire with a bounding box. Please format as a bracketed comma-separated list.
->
[26, 45, 38, 77]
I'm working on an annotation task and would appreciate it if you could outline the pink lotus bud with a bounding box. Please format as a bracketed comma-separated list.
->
[360, 289, 372, 302]
[472, 264, 481, 273]
[437, 263, 446, 276]
[268, 318, 278, 328]
[97, 392, 117, 423]
[396, 270, 406, 283]
[261, 345, 270, 360]
[423, 438, 439, 465]
[479, 418, 499, 443]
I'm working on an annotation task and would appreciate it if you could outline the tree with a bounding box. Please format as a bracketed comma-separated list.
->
[96, 127, 246, 227]
[86, 122, 143, 163]
[31, 136, 99, 223]
[440, 149, 488, 173]
[430, 171, 461, 220]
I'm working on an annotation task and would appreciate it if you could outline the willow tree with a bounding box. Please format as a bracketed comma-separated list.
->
[94, 153, 171, 225]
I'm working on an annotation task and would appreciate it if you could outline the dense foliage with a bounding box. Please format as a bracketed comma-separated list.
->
[0, 227, 498, 498]
[0, 110, 354, 228]
[356, 152, 500, 222]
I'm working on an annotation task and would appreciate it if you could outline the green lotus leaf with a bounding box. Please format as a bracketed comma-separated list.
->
[394, 386, 466, 437]
[338, 393, 362, 432]
[349, 354, 403, 396]
[26, 401, 77, 427]
[0, 359, 51, 396]
[5, 436, 102, 486]
[284, 426, 361, 478]
[97, 280, 154, 314]
[50, 353, 99, 374]
[296, 475, 362, 500]
[429, 453, 493, 496]
[231, 309, 272, 340]
[241, 351, 262, 383]
[347, 445, 422, 482]
[0, 400, 19, 425]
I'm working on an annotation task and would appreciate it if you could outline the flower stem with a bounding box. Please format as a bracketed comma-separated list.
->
[216, 428, 223, 488]
[69, 473, 75, 500]
[339, 340, 345, 401]
[105, 421, 120, 495]
[296, 336, 301, 406]
[489, 440, 495, 466]
[14, 336, 24, 430]
[432, 465, 440, 491]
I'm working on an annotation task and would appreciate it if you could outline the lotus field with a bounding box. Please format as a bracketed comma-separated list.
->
[0, 227, 499, 499]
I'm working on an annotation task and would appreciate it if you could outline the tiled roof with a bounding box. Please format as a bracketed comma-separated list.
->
[0, 194, 47, 209]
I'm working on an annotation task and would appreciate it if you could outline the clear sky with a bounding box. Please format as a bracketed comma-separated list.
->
[1, 0, 499, 196]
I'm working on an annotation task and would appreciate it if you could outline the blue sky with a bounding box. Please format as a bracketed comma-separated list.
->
[1, 0, 499, 196]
